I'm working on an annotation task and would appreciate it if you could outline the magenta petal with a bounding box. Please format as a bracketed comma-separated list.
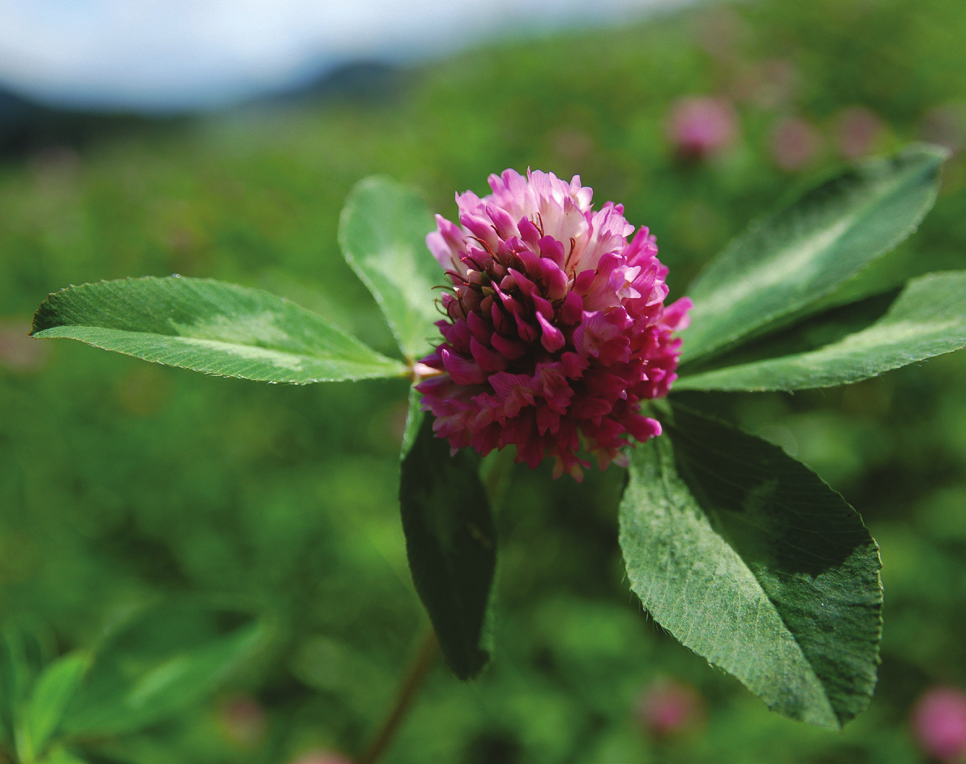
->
[507, 268, 536, 298]
[441, 348, 487, 385]
[486, 203, 517, 239]
[489, 372, 534, 402]
[531, 293, 555, 321]
[467, 310, 493, 343]
[662, 297, 694, 331]
[488, 303, 511, 336]
[560, 351, 588, 378]
[538, 236, 567, 268]
[515, 249, 544, 277]
[438, 214, 466, 250]
[536, 312, 566, 353]
[490, 372, 537, 417]
[560, 291, 583, 325]
[626, 414, 662, 442]
[440, 319, 472, 350]
[573, 269, 595, 293]
[490, 332, 529, 359]
[514, 313, 540, 343]
[569, 396, 613, 419]
[542, 263, 569, 301]
[470, 337, 508, 373]
[471, 423, 502, 454]
[518, 217, 542, 245]
[426, 230, 456, 269]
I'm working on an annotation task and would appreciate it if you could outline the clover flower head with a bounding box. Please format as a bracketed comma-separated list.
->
[415, 169, 691, 481]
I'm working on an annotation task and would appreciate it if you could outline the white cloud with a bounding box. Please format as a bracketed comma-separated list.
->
[0, 0, 689, 111]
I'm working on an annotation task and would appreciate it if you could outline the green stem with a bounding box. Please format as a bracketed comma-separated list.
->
[358, 628, 438, 764]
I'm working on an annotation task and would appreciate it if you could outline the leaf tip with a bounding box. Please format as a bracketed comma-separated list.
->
[906, 140, 953, 165]
[30, 291, 64, 337]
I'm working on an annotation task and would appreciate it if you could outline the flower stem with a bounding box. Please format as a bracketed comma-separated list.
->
[358, 628, 439, 764]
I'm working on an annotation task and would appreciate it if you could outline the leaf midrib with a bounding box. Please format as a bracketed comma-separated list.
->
[33, 325, 405, 381]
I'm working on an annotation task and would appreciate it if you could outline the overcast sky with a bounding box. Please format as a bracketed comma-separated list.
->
[0, 0, 691, 112]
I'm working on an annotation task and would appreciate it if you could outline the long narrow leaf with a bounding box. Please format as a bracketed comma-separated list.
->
[619, 408, 882, 728]
[32, 276, 407, 383]
[0, 624, 51, 748]
[18, 652, 89, 762]
[676, 272, 966, 391]
[60, 601, 267, 737]
[681, 144, 947, 364]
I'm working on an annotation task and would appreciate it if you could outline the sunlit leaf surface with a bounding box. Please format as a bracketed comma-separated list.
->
[32, 277, 407, 383]
[681, 144, 947, 364]
[339, 176, 442, 362]
[677, 272, 966, 391]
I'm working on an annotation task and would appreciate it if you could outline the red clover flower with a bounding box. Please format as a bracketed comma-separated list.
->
[415, 169, 691, 481]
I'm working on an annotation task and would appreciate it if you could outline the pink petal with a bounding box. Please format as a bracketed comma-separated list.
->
[441, 348, 487, 385]
[536, 312, 566, 353]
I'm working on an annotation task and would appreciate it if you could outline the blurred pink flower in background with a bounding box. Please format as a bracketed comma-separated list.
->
[919, 103, 966, 155]
[636, 677, 705, 738]
[665, 96, 739, 160]
[833, 106, 884, 159]
[770, 116, 823, 171]
[217, 695, 267, 747]
[912, 687, 966, 762]
[417, 169, 690, 481]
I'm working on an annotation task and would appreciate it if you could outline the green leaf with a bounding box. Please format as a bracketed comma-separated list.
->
[0, 623, 52, 747]
[36, 747, 90, 764]
[31, 276, 408, 383]
[619, 407, 882, 728]
[676, 272, 966, 392]
[680, 144, 948, 365]
[399, 415, 496, 679]
[339, 176, 442, 362]
[60, 601, 267, 737]
[401, 385, 425, 461]
[18, 652, 90, 762]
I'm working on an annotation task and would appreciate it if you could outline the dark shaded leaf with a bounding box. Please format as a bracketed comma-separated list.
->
[399, 416, 496, 679]
[619, 407, 882, 728]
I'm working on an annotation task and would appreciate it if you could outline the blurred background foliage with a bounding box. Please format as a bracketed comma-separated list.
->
[2, 0, 966, 761]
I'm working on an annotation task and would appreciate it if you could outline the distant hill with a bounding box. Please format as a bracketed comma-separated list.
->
[0, 84, 181, 158]
[268, 60, 408, 105]
[0, 60, 406, 159]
